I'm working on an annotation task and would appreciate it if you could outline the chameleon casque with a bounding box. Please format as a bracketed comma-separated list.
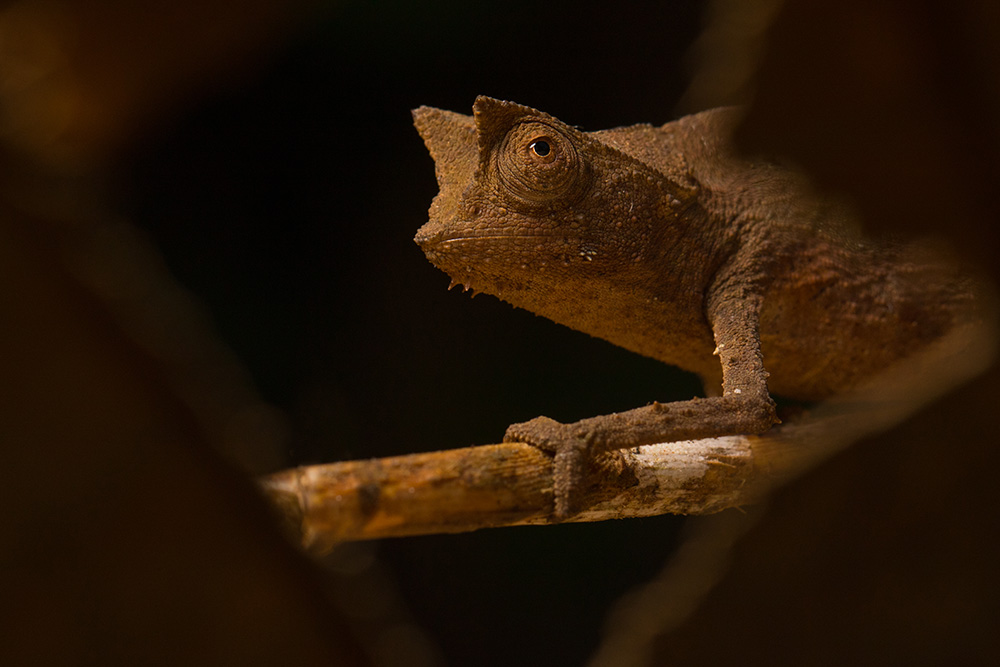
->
[413, 96, 977, 518]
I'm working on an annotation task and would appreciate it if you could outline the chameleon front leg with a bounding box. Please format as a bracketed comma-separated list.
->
[504, 299, 778, 519]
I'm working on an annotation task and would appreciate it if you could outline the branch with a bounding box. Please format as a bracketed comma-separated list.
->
[258, 322, 990, 554]
[264, 328, 988, 553]
[259, 429, 816, 553]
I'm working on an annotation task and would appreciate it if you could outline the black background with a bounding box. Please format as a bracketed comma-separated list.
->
[121, 1, 714, 664]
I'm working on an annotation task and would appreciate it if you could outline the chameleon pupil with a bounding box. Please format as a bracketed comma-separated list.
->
[530, 140, 551, 157]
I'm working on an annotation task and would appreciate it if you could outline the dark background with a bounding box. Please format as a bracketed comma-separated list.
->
[120, 2, 710, 665]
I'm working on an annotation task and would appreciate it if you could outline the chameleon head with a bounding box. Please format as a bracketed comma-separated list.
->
[413, 96, 696, 325]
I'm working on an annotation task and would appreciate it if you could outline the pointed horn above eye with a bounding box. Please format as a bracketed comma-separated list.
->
[412, 106, 476, 164]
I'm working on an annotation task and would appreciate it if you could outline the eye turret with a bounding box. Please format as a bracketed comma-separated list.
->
[495, 120, 587, 205]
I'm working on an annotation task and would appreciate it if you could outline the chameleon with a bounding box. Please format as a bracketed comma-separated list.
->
[413, 96, 978, 519]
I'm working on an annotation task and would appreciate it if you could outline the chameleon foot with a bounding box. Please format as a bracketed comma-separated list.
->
[504, 416, 593, 520]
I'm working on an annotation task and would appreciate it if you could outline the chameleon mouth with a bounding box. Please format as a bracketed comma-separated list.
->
[417, 230, 577, 274]
[414, 223, 569, 247]
[415, 227, 572, 299]
[435, 234, 568, 244]
[415, 224, 574, 260]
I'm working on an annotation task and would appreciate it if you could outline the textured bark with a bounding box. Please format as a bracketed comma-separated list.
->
[260, 435, 767, 551]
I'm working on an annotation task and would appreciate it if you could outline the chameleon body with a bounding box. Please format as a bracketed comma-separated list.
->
[413, 97, 977, 517]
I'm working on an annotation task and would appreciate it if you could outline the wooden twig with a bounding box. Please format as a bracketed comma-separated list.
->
[259, 321, 992, 553]
[259, 430, 813, 553]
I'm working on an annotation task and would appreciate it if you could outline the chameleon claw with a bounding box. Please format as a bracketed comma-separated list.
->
[552, 444, 588, 521]
[504, 417, 591, 520]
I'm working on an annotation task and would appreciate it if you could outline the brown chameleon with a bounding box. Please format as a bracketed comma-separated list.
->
[413, 96, 977, 518]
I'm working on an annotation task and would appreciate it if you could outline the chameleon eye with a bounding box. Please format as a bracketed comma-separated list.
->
[497, 121, 586, 205]
[529, 139, 551, 158]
